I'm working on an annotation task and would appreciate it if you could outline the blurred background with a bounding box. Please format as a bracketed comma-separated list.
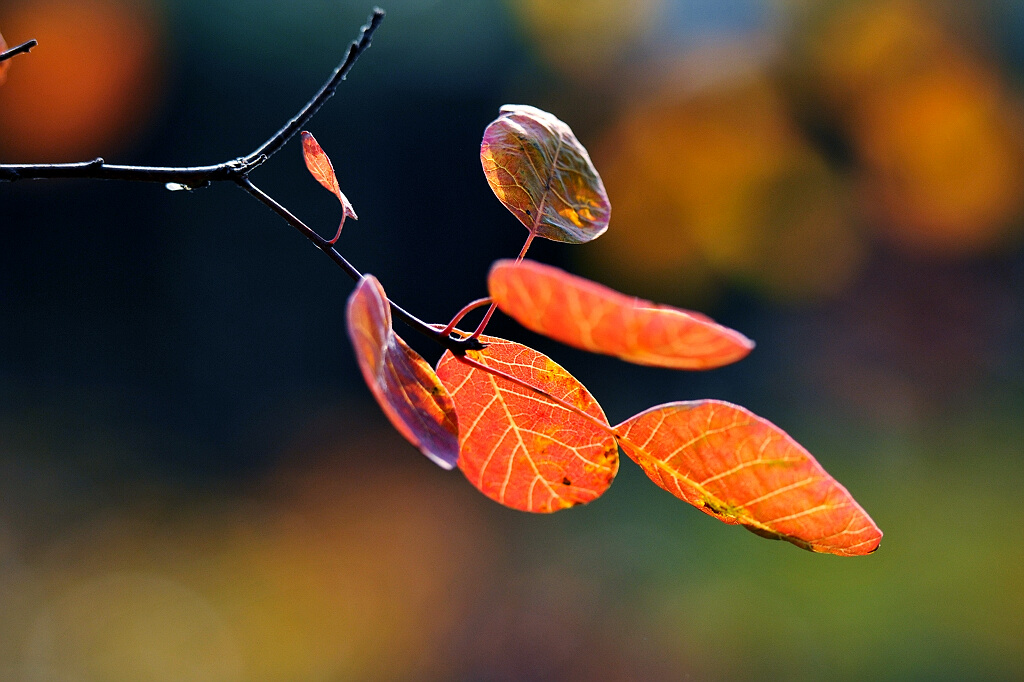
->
[1, 0, 1023, 679]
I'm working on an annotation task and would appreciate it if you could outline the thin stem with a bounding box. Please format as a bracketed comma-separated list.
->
[237, 177, 482, 355]
[441, 298, 491, 336]
[469, 231, 536, 340]
[0, 10, 384, 183]
[515, 231, 537, 262]
[0, 39, 37, 63]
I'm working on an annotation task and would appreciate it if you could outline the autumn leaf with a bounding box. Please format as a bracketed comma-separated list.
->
[435, 336, 618, 512]
[301, 130, 357, 243]
[615, 401, 882, 556]
[488, 259, 755, 370]
[346, 275, 460, 469]
[481, 104, 610, 244]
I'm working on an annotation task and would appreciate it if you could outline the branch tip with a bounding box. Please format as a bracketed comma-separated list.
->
[0, 39, 38, 64]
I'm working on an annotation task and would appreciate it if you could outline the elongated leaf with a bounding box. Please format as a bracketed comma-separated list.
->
[346, 275, 459, 469]
[301, 131, 357, 241]
[616, 401, 882, 556]
[481, 104, 610, 244]
[489, 259, 754, 370]
[435, 337, 617, 512]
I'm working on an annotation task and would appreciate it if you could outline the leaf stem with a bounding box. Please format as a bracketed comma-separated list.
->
[468, 232, 536, 340]
[441, 298, 491, 336]
[0, 39, 37, 63]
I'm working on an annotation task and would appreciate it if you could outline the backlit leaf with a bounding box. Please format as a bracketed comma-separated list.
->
[616, 401, 882, 556]
[301, 130, 357, 241]
[489, 259, 755, 370]
[481, 104, 610, 244]
[436, 336, 618, 512]
[346, 275, 459, 469]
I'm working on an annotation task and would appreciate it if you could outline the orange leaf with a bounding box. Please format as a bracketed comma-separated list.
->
[301, 131, 357, 241]
[435, 336, 618, 512]
[488, 259, 754, 370]
[346, 275, 459, 469]
[616, 401, 882, 556]
[481, 104, 610, 244]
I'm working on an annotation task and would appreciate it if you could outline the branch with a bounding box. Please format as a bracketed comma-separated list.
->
[238, 178, 484, 355]
[0, 9, 478, 355]
[0, 9, 385, 184]
[0, 39, 37, 64]
[244, 9, 384, 164]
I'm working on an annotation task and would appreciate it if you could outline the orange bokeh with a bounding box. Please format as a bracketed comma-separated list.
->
[587, 76, 863, 302]
[0, 0, 161, 160]
[808, 1, 1024, 254]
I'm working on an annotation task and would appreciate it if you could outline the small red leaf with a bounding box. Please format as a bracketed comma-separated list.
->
[346, 275, 459, 469]
[301, 131, 357, 241]
[616, 401, 882, 556]
[481, 105, 610, 244]
[488, 259, 754, 370]
[436, 337, 618, 512]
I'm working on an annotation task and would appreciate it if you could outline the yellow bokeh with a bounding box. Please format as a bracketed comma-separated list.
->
[587, 75, 862, 302]
[807, 1, 1024, 254]
[506, 0, 662, 78]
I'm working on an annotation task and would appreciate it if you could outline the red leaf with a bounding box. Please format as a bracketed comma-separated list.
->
[488, 259, 754, 370]
[301, 131, 357, 241]
[346, 275, 459, 469]
[481, 105, 610, 244]
[435, 337, 618, 512]
[615, 401, 882, 556]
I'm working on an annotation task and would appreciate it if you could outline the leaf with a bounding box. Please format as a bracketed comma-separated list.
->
[301, 131, 357, 242]
[488, 259, 755, 370]
[435, 336, 618, 512]
[346, 275, 460, 469]
[615, 401, 882, 556]
[481, 104, 610, 244]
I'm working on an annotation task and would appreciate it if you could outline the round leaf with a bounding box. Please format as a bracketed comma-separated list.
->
[481, 104, 610, 244]
[436, 337, 618, 512]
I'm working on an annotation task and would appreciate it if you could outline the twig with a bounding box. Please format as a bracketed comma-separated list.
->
[0, 39, 37, 63]
[238, 177, 483, 355]
[0, 8, 481, 355]
[0, 10, 385, 184]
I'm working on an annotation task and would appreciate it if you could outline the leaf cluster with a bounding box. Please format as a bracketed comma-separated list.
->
[313, 105, 882, 556]
[1, 12, 880, 556]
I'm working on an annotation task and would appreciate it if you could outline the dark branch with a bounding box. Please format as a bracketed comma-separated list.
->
[237, 178, 484, 355]
[0, 9, 385, 184]
[245, 8, 385, 164]
[0, 39, 37, 63]
[0, 156, 264, 185]
[0, 9, 476, 354]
